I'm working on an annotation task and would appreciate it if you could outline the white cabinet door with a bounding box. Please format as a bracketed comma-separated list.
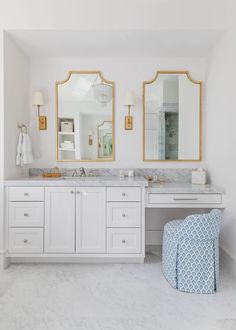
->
[76, 187, 106, 253]
[45, 187, 75, 253]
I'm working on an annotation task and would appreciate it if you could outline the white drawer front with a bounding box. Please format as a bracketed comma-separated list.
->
[9, 202, 44, 227]
[148, 193, 222, 205]
[9, 187, 44, 202]
[107, 202, 141, 228]
[107, 228, 140, 254]
[107, 187, 141, 202]
[9, 228, 44, 253]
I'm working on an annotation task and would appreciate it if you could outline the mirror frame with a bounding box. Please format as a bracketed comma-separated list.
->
[55, 70, 115, 162]
[143, 70, 202, 162]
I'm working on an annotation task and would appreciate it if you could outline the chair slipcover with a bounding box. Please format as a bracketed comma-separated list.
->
[162, 209, 222, 294]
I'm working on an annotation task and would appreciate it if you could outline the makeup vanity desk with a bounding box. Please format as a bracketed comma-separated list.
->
[145, 182, 225, 209]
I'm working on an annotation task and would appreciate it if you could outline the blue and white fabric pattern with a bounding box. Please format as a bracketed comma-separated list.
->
[162, 209, 222, 294]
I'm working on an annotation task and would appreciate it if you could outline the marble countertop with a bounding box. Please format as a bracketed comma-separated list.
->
[146, 182, 224, 194]
[4, 176, 148, 187]
[4, 177, 224, 193]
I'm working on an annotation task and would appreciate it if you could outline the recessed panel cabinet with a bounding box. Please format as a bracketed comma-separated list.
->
[7, 186, 144, 262]
[76, 188, 106, 253]
[45, 187, 76, 253]
[44, 187, 106, 254]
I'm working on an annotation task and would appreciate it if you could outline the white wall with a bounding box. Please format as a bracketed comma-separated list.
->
[0, 0, 227, 31]
[29, 57, 207, 168]
[4, 34, 30, 179]
[206, 0, 236, 275]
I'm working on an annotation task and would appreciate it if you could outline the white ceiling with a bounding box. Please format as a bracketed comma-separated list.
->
[7, 29, 224, 58]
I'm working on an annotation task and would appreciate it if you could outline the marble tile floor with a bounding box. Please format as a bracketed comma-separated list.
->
[0, 254, 236, 330]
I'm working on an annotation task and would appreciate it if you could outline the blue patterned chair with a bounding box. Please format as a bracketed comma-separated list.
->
[162, 209, 222, 294]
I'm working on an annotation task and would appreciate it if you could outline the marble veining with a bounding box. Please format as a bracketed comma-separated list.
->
[4, 176, 148, 187]
[29, 168, 194, 183]
[0, 254, 235, 330]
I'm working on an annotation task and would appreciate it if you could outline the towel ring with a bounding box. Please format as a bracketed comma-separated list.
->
[17, 123, 27, 134]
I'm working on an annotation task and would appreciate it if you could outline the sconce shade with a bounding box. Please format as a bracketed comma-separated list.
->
[124, 91, 136, 106]
[88, 130, 93, 136]
[33, 91, 44, 106]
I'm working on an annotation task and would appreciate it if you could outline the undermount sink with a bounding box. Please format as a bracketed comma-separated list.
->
[62, 176, 100, 180]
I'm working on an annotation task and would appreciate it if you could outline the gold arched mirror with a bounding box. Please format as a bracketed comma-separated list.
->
[143, 71, 202, 161]
[56, 71, 115, 162]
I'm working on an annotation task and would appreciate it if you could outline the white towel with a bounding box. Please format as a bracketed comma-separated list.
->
[16, 132, 33, 166]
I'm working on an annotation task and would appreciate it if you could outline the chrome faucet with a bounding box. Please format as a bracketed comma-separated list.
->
[72, 167, 86, 177]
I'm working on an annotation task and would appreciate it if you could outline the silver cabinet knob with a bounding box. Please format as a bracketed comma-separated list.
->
[76, 191, 80, 194]
[122, 193, 126, 196]
[122, 213, 126, 218]
[24, 193, 29, 196]
[24, 213, 29, 217]
[122, 240, 126, 244]
[71, 191, 75, 194]
[23, 239, 28, 243]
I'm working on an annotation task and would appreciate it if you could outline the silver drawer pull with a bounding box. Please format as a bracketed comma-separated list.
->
[122, 193, 126, 196]
[24, 213, 29, 217]
[23, 239, 28, 243]
[173, 198, 198, 201]
[122, 213, 126, 218]
[122, 240, 126, 244]
[24, 193, 29, 196]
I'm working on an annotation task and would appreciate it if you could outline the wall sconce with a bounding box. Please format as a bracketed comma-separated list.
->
[33, 91, 47, 130]
[124, 90, 136, 130]
[88, 130, 93, 145]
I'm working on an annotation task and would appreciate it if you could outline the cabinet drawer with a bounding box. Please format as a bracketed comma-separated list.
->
[107, 228, 140, 254]
[148, 193, 222, 205]
[9, 202, 44, 227]
[107, 187, 141, 202]
[9, 187, 44, 202]
[107, 202, 141, 228]
[9, 228, 43, 253]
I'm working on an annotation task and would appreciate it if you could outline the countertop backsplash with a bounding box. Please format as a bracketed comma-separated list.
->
[29, 168, 195, 183]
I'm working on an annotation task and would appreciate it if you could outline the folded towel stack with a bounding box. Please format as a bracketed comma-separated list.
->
[60, 141, 74, 150]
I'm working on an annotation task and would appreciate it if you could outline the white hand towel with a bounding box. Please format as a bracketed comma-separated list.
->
[16, 132, 33, 166]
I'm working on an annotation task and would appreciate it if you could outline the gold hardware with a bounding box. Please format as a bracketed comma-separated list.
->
[34, 99, 47, 130]
[125, 116, 133, 130]
[39, 114, 47, 130]
[124, 105, 133, 130]
[88, 137, 93, 145]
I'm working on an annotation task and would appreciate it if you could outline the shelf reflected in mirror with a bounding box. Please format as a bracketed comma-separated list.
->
[56, 71, 115, 162]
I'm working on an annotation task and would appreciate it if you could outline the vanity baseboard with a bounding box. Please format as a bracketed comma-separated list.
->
[8, 255, 145, 264]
